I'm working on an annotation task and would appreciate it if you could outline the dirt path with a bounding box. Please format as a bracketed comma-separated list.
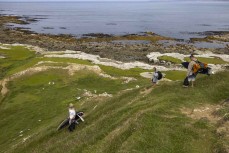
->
[181, 104, 222, 123]
[140, 87, 154, 95]
[0, 78, 9, 96]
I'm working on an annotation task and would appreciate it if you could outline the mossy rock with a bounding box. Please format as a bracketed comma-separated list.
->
[158, 56, 182, 64]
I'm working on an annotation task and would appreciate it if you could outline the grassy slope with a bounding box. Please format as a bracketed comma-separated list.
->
[157, 56, 182, 64]
[0, 46, 229, 153]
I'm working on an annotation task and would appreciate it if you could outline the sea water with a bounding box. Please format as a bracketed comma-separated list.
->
[0, 1, 229, 39]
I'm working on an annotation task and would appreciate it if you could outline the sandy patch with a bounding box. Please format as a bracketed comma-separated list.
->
[140, 87, 153, 95]
[181, 104, 222, 123]
[65, 64, 102, 75]
[181, 101, 229, 152]
[121, 77, 137, 84]
[140, 72, 153, 79]
[0, 78, 9, 96]
[83, 90, 113, 98]
[0, 46, 10, 50]
[0, 43, 46, 53]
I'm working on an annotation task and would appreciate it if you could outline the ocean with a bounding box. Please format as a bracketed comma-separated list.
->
[0, 1, 229, 39]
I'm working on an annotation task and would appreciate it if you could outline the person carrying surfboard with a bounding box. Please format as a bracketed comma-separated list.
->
[152, 67, 162, 86]
[68, 103, 76, 132]
[185, 54, 197, 88]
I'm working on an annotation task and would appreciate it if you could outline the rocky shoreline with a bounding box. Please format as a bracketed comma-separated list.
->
[2, 42, 228, 75]
[0, 15, 229, 63]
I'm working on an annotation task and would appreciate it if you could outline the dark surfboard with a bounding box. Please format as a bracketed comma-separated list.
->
[182, 62, 189, 69]
[181, 62, 211, 75]
[57, 118, 69, 130]
[57, 111, 84, 131]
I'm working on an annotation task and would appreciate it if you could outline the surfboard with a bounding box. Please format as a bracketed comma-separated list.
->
[181, 62, 211, 75]
[182, 62, 189, 69]
[57, 119, 69, 131]
[57, 111, 84, 131]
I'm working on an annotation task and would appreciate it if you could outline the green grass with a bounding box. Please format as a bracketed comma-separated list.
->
[1, 68, 229, 153]
[0, 45, 94, 78]
[0, 46, 36, 79]
[184, 57, 228, 64]
[0, 46, 35, 61]
[6, 57, 93, 76]
[1, 44, 229, 153]
[163, 70, 187, 81]
[99, 65, 148, 78]
[42, 57, 93, 66]
[0, 68, 146, 152]
[158, 56, 182, 64]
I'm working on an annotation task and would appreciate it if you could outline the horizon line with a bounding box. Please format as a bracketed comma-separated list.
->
[0, 0, 153, 1]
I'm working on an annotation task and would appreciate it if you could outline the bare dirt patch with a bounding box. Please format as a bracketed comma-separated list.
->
[0, 45, 10, 50]
[181, 103, 229, 152]
[181, 104, 222, 123]
[65, 64, 102, 75]
[0, 78, 9, 96]
[140, 87, 154, 95]
[82, 90, 113, 98]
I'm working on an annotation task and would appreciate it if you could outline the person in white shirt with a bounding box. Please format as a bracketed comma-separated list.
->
[68, 103, 76, 132]
[152, 67, 159, 86]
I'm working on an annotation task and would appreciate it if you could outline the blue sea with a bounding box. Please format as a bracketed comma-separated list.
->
[0, 1, 229, 39]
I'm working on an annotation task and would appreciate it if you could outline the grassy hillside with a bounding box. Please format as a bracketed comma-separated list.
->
[0, 45, 229, 153]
